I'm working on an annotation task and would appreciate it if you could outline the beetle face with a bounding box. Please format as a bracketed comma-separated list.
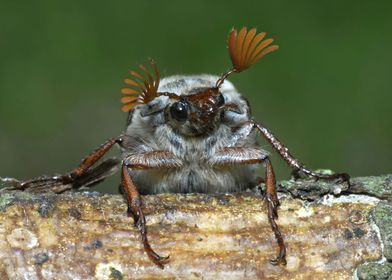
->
[166, 87, 225, 136]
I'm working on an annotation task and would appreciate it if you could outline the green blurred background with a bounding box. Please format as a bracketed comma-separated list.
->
[1, 1, 391, 193]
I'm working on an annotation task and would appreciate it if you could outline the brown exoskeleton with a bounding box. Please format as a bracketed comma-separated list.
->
[0, 27, 350, 268]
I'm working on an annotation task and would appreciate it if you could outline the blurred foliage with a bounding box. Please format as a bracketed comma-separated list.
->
[0, 0, 391, 193]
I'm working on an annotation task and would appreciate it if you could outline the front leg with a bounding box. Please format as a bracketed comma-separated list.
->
[209, 147, 286, 265]
[1, 137, 121, 193]
[121, 151, 181, 269]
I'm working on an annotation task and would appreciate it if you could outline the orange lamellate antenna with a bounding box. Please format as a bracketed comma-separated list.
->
[216, 27, 279, 87]
[121, 60, 160, 112]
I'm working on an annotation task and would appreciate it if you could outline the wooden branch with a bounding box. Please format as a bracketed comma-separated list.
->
[0, 175, 391, 280]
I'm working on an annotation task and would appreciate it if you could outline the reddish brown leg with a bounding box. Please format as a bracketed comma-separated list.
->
[254, 123, 350, 185]
[264, 157, 286, 265]
[209, 147, 286, 265]
[121, 165, 169, 269]
[5, 137, 121, 193]
[121, 151, 181, 269]
[68, 137, 121, 178]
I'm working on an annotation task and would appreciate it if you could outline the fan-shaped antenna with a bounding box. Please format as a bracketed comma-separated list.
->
[216, 27, 279, 87]
[121, 60, 160, 112]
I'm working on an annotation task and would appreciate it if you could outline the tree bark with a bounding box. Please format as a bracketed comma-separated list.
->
[0, 174, 391, 280]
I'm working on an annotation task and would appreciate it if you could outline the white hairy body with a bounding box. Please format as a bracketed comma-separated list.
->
[121, 75, 266, 194]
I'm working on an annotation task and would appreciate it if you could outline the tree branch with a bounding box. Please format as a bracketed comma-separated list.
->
[0, 174, 391, 279]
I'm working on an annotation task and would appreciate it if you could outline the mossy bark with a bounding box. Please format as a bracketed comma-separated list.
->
[0, 175, 391, 280]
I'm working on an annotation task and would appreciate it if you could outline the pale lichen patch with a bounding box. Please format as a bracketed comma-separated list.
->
[322, 216, 331, 223]
[296, 205, 315, 218]
[285, 255, 301, 271]
[37, 220, 58, 247]
[6, 228, 38, 250]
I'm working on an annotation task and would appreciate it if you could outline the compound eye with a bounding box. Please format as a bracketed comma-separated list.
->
[217, 93, 225, 107]
[170, 101, 188, 122]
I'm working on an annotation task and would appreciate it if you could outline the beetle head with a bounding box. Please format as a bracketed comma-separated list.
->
[167, 87, 225, 136]
[120, 27, 278, 135]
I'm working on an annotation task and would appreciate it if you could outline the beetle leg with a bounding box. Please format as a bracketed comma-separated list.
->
[209, 147, 287, 265]
[121, 151, 181, 269]
[2, 137, 122, 193]
[264, 157, 286, 265]
[254, 123, 350, 186]
[67, 137, 122, 178]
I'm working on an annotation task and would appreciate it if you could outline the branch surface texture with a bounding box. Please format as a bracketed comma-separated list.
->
[0, 175, 391, 279]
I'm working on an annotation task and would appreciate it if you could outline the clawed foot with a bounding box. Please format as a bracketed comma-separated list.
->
[291, 169, 351, 187]
[265, 192, 287, 266]
[140, 223, 170, 269]
[313, 172, 351, 188]
[269, 254, 287, 266]
[30, 176, 71, 193]
[0, 177, 23, 191]
[145, 245, 170, 269]
[1, 174, 73, 193]
[133, 207, 170, 269]
[325, 172, 350, 185]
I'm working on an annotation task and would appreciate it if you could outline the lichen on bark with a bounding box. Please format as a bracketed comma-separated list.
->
[0, 174, 391, 279]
